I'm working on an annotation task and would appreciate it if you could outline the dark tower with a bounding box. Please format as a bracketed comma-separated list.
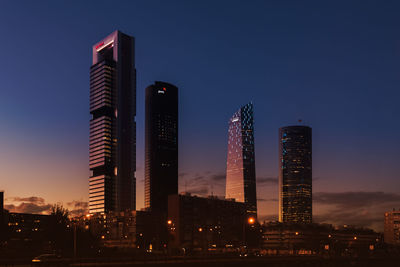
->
[279, 126, 312, 223]
[0, 191, 3, 215]
[0, 191, 4, 239]
[89, 31, 136, 213]
[145, 81, 178, 215]
[226, 103, 257, 215]
[0, 191, 3, 220]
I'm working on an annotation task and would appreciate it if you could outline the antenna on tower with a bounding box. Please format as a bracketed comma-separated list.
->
[298, 119, 303, 124]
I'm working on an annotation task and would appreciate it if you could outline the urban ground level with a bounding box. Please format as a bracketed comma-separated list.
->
[1, 256, 400, 267]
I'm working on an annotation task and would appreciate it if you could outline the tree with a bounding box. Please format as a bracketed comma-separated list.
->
[50, 204, 69, 225]
[48, 204, 72, 255]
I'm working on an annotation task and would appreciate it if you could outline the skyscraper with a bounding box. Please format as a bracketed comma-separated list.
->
[89, 31, 136, 214]
[279, 126, 312, 223]
[145, 81, 178, 214]
[226, 102, 257, 215]
[0, 191, 3, 223]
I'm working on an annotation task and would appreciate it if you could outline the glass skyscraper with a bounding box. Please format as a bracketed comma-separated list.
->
[145, 81, 178, 215]
[89, 31, 136, 214]
[279, 126, 312, 223]
[226, 102, 257, 215]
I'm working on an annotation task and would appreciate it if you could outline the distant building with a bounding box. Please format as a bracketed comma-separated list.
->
[226, 102, 257, 215]
[145, 81, 178, 215]
[261, 222, 380, 256]
[384, 209, 400, 245]
[279, 126, 312, 223]
[6, 212, 51, 238]
[74, 210, 165, 250]
[2, 211, 52, 253]
[0, 191, 4, 239]
[167, 193, 252, 250]
[0, 192, 52, 249]
[0, 191, 3, 214]
[0, 191, 3, 219]
[89, 31, 136, 213]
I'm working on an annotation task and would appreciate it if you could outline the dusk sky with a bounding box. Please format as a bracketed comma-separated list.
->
[1, 0, 399, 231]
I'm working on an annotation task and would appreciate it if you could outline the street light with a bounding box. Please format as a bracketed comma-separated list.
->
[167, 220, 172, 225]
[243, 216, 256, 247]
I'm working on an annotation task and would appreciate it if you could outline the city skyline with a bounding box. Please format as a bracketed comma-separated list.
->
[1, 1, 400, 232]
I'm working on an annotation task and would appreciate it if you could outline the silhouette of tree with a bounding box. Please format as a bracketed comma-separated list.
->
[51, 204, 69, 225]
[48, 204, 72, 255]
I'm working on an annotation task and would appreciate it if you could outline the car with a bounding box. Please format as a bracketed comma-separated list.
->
[31, 254, 60, 265]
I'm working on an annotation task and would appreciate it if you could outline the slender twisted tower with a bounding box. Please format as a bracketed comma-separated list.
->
[226, 102, 257, 215]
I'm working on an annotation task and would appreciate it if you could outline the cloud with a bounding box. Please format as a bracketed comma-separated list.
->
[192, 175, 205, 182]
[5, 202, 52, 214]
[182, 171, 226, 197]
[66, 200, 88, 217]
[186, 186, 209, 196]
[4, 196, 51, 214]
[210, 173, 225, 182]
[10, 196, 46, 204]
[257, 177, 278, 186]
[313, 210, 383, 229]
[314, 191, 400, 231]
[258, 198, 278, 202]
[314, 191, 400, 209]
[67, 200, 88, 209]
[179, 172, 188, 178]
[5, 196, 88, 217]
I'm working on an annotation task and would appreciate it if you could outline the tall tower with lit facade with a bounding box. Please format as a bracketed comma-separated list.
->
[226, 102, 257, 215]
[89, 31, 136, 214]
[279, 126, 312, 223]
[145, 81, 178, 215]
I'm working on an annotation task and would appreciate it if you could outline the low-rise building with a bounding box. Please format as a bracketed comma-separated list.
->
[167, 193, 254, 252]
[73, 210, 166, 250]
[384, 209, 400, 245]
[261, 222, 380, 256]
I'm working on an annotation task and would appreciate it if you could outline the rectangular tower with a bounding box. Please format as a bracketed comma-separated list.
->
[89, 31, 136, 214]
[226, 102, 257, 215]
[0, 191, 3, 222]
[279, 126, 312, 223]
[145, 81, 178, 215]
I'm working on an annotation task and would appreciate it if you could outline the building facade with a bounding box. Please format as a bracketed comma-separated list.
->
[279, 126, 312, 223]
[75, 210, 165, 250]
[167, 194, 249, 250]
[145, 81, 178, 215]
[384, 209, 400, 245]
[0, 191, 3, 220]
[0, 191, 4, 238]
[261, 222, 380, 256]
[226, 103, 257, 215]
[89, 31, 136, 213]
